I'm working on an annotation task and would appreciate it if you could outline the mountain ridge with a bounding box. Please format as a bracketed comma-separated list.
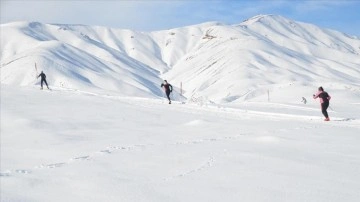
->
[1, 15, 359, 102]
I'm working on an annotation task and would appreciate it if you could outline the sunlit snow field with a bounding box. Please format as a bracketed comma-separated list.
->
[1, 84, 359, 202]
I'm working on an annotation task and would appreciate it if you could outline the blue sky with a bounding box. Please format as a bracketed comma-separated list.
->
[1, 0, 360, 36]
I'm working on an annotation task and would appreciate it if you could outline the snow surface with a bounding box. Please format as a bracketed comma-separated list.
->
[1, 85, 360, 202]
[1, 15, 360, 201]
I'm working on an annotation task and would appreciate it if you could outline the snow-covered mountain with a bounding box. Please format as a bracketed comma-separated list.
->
[1, 14, 360, 102]
[2, 15, 360, 202]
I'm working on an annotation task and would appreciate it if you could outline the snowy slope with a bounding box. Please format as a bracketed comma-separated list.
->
[164, 15, 360, 102]
[1, 84, 360, 202]
[1, 15, 360, 102]
[1, 22, 164, 97]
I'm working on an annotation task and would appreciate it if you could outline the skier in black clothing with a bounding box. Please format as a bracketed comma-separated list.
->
[37, 71, 49, 90]
[161, 80, 173, 104]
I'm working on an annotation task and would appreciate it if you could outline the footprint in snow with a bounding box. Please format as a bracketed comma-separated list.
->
[72, 156, 90, 160]
[16, 169, 31, 174]
[0, 171, 12, 177]
[46, 162, 66, 169]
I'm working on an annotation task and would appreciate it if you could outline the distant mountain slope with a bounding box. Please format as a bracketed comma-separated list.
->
[1, 15, 359, 102]
[1, 22, 164, 97]
[164, 15, 360, 102]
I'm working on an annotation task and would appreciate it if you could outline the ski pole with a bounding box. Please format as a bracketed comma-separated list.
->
[35, 62, 39, 78]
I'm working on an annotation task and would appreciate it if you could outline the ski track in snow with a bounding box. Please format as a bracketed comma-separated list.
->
[0, 121, 333, 178]
[163, 156, 216, 181]
[36, 87, 360, 125]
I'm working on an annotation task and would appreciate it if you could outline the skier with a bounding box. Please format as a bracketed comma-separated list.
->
[302, 97, 307, 104]
[313, 86, 331, 121]
[161, 80, 173, 104]
[37, 71, 50, 90]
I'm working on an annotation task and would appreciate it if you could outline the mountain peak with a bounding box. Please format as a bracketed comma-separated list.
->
[240, 14, 278, 24]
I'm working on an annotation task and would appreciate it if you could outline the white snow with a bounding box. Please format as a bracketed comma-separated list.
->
[1, 15, 360, 201]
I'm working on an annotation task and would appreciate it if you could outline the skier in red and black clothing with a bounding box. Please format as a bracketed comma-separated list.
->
[161, 80, 173, 104]
[313, 86, 331, 121]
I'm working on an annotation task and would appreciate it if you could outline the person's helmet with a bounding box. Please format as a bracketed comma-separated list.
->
[318, 86, 324, 91]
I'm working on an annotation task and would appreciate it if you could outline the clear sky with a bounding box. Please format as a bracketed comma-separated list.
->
[1, 0, 360, 36]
